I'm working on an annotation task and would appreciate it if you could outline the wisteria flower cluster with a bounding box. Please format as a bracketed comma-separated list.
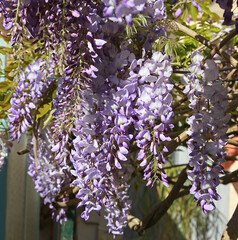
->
[69, 45, 174, 234]
[102, 0, 165, 26]
[134, 51, 174, 187]
[1, 0, 175, 235]
[8, 60, 54, 141]
[183, 51, 230, 213]
[27, 126, 70, 222]
[0, 0, 234, 237]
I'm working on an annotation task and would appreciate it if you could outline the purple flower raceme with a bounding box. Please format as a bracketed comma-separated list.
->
[70, 49, 173, 234]
[50, 0, 109, 169]
[70, 46, 137, 235]
[102, 0, 166, 26]
[8, 60, 54, 142]
[0, 0, 45, 43]
[3, 0, 173, 236]
[70, 48, 174, 236]
[27, 125, 70, 223]
[183, 51, 230, 214]
[132, 51, 174, 187]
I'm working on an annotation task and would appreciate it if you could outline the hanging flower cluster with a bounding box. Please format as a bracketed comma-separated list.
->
[1, 0, 175, 235]
[183, 51, 230, 213]
[8, 60, 54, 141]
[0, 0, 232, 237]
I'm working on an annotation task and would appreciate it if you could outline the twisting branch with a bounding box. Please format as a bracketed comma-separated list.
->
[196, 29, 234, 52]
[220, 170, 238, 185]
[226, 69, 237, 80]
[126, 168, 238, 236]
[206, 29, 237, 60]
[127, 166, 189, 235]
[165, 130, 189, 156]
[141, 166, 188, 230]
[173, 21, 238, 68]
[221, 203, 238, 240]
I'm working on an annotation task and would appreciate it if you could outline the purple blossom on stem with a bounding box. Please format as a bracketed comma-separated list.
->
[8, 60, 53, 142]
[133, 51, 174, 187]
[183, 52, 230, 214]
[27, 125, 70, 223]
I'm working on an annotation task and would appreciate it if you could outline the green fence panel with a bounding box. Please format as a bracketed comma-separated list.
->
[60, 218, 74, 240]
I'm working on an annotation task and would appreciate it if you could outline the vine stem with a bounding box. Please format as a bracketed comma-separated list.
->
[127, 166, 189, 235]
[33, 131, 38, 168]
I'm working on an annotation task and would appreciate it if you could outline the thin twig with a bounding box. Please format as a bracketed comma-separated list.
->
[163, 163, 187, 170]
[33, 131, 38, 168]
[17, 149, 30, 155]
[227, 124, 238, 134]
[171, 110, 193, 125]
[225, 156, 238, 161]
[225, 69, 237, 81]
[206, 29, 237, 60]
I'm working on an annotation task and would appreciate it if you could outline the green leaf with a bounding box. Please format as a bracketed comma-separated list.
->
[4, 63, 18, 73]
[43, 109, 56, 129]
[188, 3, 198, 21]
[0, 80, 13, 91]
[233, 34, 238, 45]
[0, 46, 12, 55]
[137, 14, 148, 27]
[2, 103, 11, 111]
[180, 8, 188, 23]
[199, 3, 220, 22]
[36, 103, 52, 120]
[153, 36, 168, 52]
[4, 92, 12, 103]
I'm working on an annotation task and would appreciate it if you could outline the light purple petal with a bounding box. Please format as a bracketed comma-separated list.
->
[117, 151, 127, 161]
